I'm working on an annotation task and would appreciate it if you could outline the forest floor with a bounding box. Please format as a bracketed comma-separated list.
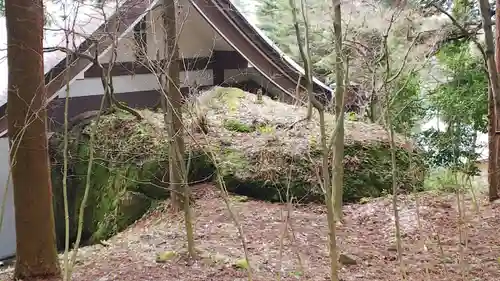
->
[1, 183, 500, 281]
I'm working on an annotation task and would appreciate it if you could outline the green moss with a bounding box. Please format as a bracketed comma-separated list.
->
[223, 119, 254, 133]
[217, 148, 250, 175]
[214, 87, 245, 113]
[215, 87, 245, 101]
[50, 117, 213, 246]
[57, 138, 160, 244]
[341, 143, 424, 202]
[218, 141, 424, 203]
[256, 124, 274, 134]
[233, 258, 249, 270]
[156, 251, 177, 263]
[116, 192, 152, 231]
[222, 118, 274, 134]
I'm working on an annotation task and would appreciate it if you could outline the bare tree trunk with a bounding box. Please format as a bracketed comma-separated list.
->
[331, 0, 345, 222]
[479, 0, 500, 201]
[5, 0, 61, 278]
[163, 0, 195, 257]
[289, 0, 321, 119]
[300, 0, 313, 120]
[385, 86, 405, 278]
[319, 110, 340, 281]
[496, 0, 500, 76]
[290, 0, 340, 279]
[163, 0, 185, 210]
[490, 0, 500, 202]
[488, 86, 499, 201]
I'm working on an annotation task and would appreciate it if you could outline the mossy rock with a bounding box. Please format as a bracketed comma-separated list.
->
[49, 113, 213, 247]
[196, 87, 426, 203]
[50, 154, 159, 247]
[218, 142, 424, 203]
[49, 86, 426, 246]
[190, 87, 423, 203]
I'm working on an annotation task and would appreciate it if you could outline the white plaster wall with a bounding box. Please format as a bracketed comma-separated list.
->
[148, 5, 215, 58]
[0, 137, 16, 260]
[100, 0, 233, 63]
[57, 70, 213, 98]
[98, 29, 137, 63]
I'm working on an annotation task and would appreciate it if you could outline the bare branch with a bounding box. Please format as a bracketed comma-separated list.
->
[430, 2, 487, 62]
[289, 0, 324, 112]
[43, 46, 95, 62]
[386, 32, 422, 84]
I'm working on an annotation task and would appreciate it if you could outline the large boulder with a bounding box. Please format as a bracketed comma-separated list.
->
[49, 87, 425, 245]
[188, 87, 425, 203]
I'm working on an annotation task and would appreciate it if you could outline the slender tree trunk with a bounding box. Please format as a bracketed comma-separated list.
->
[479, 0, 500, 201]
[488, 86, 500, 201]
[289, 1, 339, 279]
[331, 0, 345, 222]
[163, 0, 185, 210]
[320, 111, 339, 281]
[5, 0, 61, 278]
[163, 0, 195, 256]
[491, 0, 500, 202]
[496, 0, 500, 71]
[289, 0, 321, 119]
[300, 0, 314, 120]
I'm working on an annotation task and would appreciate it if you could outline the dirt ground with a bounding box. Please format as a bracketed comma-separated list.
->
[1, 183, 500, 281]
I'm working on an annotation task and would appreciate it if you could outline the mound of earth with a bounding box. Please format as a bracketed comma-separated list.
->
[48, 87, 425, 245]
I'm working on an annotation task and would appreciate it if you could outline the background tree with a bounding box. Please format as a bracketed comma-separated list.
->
[417, 41, 487, 172]
[288, 0, 314, 119]
[5, 0, 61, 278]
[257, 0, 431, 89]
[410, 0, 491, 192]
[258, 0, 499, 188]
